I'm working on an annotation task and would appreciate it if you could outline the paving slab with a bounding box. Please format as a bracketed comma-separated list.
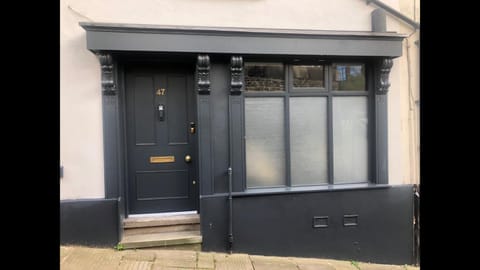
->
[290, 257, 339, 270]
[252, 260, 298, 270]
[153, 249, 197, 259]
[60, 246, 122, 270]
[250, 254, 296, 264]
[153, 249, 197, 268]
[121, 250, 156, 261]
[140, 243, 202, 251]
[214, 253, 254, 270]
[197, 252, 215, 269]
[151, 264, 195, 270]
[355, 263, 406, 270]
[321, 259, 360, 270]
[250, 255, 298, 270]
[118, 260, 153, 270]
[60, 246, 74, 265]
[297, 262, 337, 270]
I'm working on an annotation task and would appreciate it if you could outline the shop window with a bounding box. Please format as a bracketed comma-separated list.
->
[244, 62, 369, 188]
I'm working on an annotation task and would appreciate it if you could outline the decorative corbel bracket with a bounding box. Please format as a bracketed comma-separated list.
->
[377, 58, 393, 94]
[96, 52, 116, 95]
[197, 54, 211, 95]
[230, 56, 243, 95]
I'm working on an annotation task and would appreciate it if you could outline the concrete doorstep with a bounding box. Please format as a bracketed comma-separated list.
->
[60, 245, 420, 270]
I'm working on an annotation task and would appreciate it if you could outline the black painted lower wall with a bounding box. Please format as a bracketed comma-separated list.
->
[200, 185, 414, 265]
[61, 186, 414, 264]
[60, 198, 119, 246]
[199, 195, 229, 250]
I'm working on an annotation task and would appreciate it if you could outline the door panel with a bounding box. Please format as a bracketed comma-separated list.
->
[126, 66, 197, 214]
[167, 75, 189, 144]
[135, 170, 188, 200]
[133, 76, 156, 145]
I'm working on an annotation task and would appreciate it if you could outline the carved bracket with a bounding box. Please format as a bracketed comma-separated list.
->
[378, 58, 393, 94]
[230, 56, 243, 95]
[96, 52, 116, 95]
[197, 54, 211, 95]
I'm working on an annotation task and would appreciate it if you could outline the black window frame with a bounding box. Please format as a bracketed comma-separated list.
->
[242, 59, 374, 190]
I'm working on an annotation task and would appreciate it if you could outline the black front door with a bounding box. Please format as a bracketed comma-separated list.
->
[125, 64, 197, 214]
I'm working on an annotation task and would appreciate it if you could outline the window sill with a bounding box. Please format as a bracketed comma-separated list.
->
[232, 183, 391, 198]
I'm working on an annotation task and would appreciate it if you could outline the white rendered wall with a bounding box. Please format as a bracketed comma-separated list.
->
[60, 0, 105, 199]
[385, 0, 420, 185]
[61, 0, 376, 31]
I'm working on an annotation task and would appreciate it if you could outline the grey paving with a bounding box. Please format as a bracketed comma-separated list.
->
[60, 246, 420, 270]
[250, 255, 298, 270]
[121, 250, 156, 262]
[197, 252, 215, 269]
[153, 249, 197, 268]
[118, 260, 153, 270]
[214, 253, 253, 270]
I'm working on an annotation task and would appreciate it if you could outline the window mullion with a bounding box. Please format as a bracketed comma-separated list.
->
[285, 65, 292, 187]
[327, 65, 334, 185]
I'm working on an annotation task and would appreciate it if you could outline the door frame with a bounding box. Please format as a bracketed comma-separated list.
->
[101, 53, 200, 219]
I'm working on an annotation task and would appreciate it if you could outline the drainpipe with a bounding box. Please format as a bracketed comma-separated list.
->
[227, 166, 233, 253]
[366, 0, 420, 29]
[413, 184, 420, 265]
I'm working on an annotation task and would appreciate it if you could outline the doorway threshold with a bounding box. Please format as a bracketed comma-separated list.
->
[128, 210, 198, 218]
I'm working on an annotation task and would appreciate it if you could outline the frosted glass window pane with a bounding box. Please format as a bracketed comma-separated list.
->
[333, 97, 368, 183]
[290, 97, 328, 185]
[245, 98, 285, 187]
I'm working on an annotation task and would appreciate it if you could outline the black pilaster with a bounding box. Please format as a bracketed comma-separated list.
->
[97, 52, 120, 199]
[197, 54, 214, 195]
[229, 56, 245, 192]
[375, 58, 393, 184]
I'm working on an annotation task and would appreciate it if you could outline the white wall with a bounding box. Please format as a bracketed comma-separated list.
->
[61, 0, 376, 31]
[60, 0, 105, 199]
[385, 0, 420, 185]
[60, 0, 420, 199]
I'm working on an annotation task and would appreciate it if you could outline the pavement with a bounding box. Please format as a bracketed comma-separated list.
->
[60, 245, 419, 270]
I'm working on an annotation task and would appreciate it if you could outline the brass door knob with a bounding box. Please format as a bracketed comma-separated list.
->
[185, 155, 192, 163]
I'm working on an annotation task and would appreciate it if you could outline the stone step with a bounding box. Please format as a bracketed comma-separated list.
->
[123, 223, 200, 236]
[119, 231, 202, 249]
[124, 214, 200, 228]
